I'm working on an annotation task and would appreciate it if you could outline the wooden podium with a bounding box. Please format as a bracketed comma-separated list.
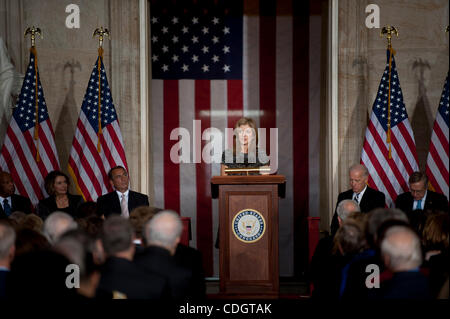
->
[211, 175, 286, 298]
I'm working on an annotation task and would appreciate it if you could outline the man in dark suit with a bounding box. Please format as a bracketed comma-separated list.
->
[373, 225, 431, 299]
[97, 215, 168, 299]
[135, 210, 200, 300]
[96, 166, 149, 218]
[395, 171, 448, 216]
[0, 171, 32, 219]
[330, 164, 386, 235]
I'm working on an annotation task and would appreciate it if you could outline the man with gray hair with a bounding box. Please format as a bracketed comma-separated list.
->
[43, 211, 78, 244]
[376, 225, 431, 299]
[330, 164, 386, 236]
[336, 199, 360, 226]
[97, 215, 167, 299]
[0, 222, 15, 298]
[135, 210, 199, 300]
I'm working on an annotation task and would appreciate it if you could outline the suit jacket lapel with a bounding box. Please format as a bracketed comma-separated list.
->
[128, 191, 134, 211]
[112, 192, 121, 214]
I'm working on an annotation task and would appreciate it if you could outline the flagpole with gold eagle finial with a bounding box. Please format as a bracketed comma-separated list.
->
[380, 26, 398, 159]
[24, 26, 42, 162]
[93, 27, 110, 153]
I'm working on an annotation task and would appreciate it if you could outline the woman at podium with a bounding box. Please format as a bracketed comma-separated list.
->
[221, 117, 270, 176]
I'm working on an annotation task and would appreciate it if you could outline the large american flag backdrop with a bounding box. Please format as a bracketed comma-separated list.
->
[150, 0, 309, 276]
[68, 53, 128, 202]
[426, 72, 449, 200]
[361, 49, 419, 207]
[0, 49, 60, 204]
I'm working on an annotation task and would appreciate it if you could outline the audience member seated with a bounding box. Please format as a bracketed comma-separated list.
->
[0, 222, 15, 299]
[14, 228, 50, 257]
[421, 212, 449, 298]
[54, 229, 101, 299]
[310, 200, 360, 297]
[174, 241, 206, 299]
[373, 225, 431, 299]
[97, 215, 168, 299]
[129, 206, 161, 250]
[7, 211, 27, 226]
[135, 210, 199, 300]
[20, 214, 43, 233]
[0, 171, 32, 218]
[96, 166, 149, 218]
[342, 209, 409, 299]
[43, 212, 78, 244]
[7, 249, 78, 299]
[37, 170, 84, 220]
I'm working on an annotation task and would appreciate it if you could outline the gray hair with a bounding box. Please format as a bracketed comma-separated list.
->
[367, 208, 409, 246]
[43, 212, 77, 244]
[101, 215, 133, 256]
[349, 164, 369, 177]
[381, 225, 422, 271]
[336, 199, 360, 221]
[0, 223, 16, 259]
[144, 210, 182, 249]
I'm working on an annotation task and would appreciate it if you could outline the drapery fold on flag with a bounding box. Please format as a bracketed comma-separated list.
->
[361, 49, 419, 207]
[68, 50, 128, 202]
[0, 48, 60, 205]
[150, 0, 305, 277]
[426, 72, 449, 200]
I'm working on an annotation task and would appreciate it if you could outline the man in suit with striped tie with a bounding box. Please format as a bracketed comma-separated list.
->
[96, 166, 149, 218]
[330, 164, 386, 236]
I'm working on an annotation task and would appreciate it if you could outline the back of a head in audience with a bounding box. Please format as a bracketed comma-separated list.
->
[129, 206, 162, 242]
[144, 210, 182, 255]
[43, 211, 77, 244]
[8, 250, 77, 299]
[75, 201, 99, 219]
[54, 229, 101, 298]
[101, 215, 134, 258]
[14, 228, 50, 256]
[380, 225, 422, 272]
[8, 211, 27, 225]
[421, 212, 449, 254]
[336, 199, 360, 226]
[20, 214, 44, 233]
[0, 222, 16, 269]
[366, 208, 409, 249]
[334, 220, 366, 256]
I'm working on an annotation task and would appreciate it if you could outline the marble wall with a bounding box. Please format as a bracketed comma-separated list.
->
[336, 0, 449, 195]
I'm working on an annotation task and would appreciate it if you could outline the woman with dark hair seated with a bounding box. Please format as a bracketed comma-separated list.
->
[37, 170, 84, 220]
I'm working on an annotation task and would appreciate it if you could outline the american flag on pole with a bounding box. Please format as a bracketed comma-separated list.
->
[426, 72, 449, 200]
[0, 48, 60, 205]
[68, 49, 128, 202]
[361, 49, 419, 207]
[150, 0, 308, 276]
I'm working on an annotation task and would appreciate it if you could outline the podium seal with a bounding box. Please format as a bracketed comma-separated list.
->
[232, 209, 266, 243]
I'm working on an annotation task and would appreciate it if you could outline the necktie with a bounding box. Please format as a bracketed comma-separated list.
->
[354, 193, 360, 204]
[416, 199, 422, 210]
[120, 194, 129, 218]
[3, 199, 12, 217]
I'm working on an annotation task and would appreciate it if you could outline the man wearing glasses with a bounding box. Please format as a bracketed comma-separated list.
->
[395, 172, 448, 216]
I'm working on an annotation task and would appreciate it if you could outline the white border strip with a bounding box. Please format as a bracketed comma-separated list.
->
[139, 0, 149, 194]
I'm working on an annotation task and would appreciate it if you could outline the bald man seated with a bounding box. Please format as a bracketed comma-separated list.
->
[330, 164, 386, 236]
